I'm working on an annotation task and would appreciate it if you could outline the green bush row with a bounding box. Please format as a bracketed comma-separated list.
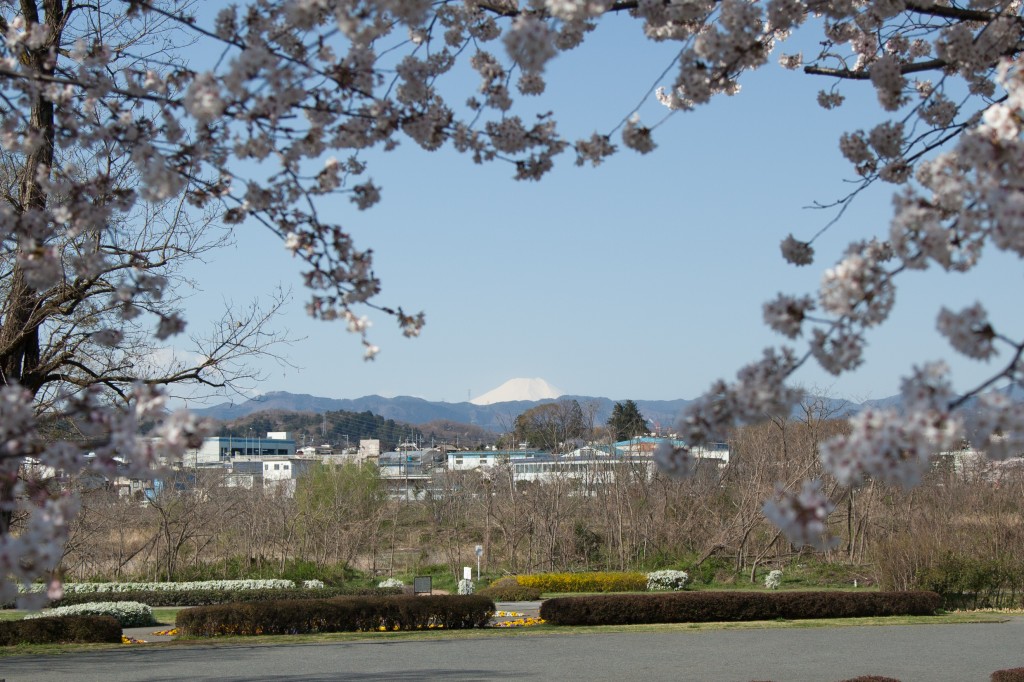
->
[478, 577, 542, 602]
[539, 590, 942, 626]
[177, 594, 495, 637]
[516, 571, 647, 593]
[0, 615, 122, 646]
[916, 554, 1024, 610]
[48, 585, 400, 608]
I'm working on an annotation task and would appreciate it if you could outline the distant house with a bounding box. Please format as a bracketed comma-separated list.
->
[261, 457, 313, 497]
[444, 450, 545, 471]
[614, 437, 730, 466]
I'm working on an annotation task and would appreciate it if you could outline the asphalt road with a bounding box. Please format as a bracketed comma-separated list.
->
[2, 617, 1022, 681]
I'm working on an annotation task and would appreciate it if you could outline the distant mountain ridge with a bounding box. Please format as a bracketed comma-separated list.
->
[191, 381, 1024, 434]
[191, 391, 858, 433]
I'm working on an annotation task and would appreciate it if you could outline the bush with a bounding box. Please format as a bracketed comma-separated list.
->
[176, 594, 495, 637]
[688, 557, 733, 585]
[24, 579, 299, 594]
[478, 577, 542, 602]
[992, 668, 1024, 682]
[25, 601, 155, 627]
[765, 570, 783, 590]
[0, 615, 122, 645]
[516, 572, 647, 593]
[647, 570, 689, 592]
[916, 554, 1024, 610]
[539, 591, 941, 626]
[48, 585, 398, 608]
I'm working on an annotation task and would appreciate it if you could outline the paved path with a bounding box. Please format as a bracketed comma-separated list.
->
[4, 616, 1022, 681]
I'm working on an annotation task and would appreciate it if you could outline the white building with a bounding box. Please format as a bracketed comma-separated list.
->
[183, 433, 296, 467]
[445, 450, 544, 471]
[261, 457, 313, 497]
[358, 439, 381, 462]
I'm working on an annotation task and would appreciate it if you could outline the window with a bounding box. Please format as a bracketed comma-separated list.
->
[274, 464, 280, 471]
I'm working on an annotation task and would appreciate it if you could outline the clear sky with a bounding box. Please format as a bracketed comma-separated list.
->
[174, 12, 1018, 408]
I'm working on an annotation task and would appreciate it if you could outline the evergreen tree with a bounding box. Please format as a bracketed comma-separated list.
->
[607, 401, 647, 442]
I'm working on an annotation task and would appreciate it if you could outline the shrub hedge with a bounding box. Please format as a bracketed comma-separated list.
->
[992, 668, 1024, 682]
[176, 594, 495, 637]
[916, 554, 1024, 610]
[539, 591, 941, 626]
[50, 585, 399, 608]
[516, 572, 647, 593]
[0, 615, 122, 645]
[478, 577, 542, 602]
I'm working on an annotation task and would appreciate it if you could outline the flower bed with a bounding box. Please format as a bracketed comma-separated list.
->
[491, 611, 545, 628]
[48, 585, 397, 608]
[22, 579, 316, 594]
[516, 572, 647, 593]
[25, 601, 156, 627]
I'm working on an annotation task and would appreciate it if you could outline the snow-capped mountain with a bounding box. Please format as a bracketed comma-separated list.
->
[470, 377, 564, 406]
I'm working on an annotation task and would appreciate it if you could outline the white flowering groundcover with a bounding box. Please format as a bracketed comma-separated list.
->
[22, 579, 324, 594]
[25, 601, 155, 628]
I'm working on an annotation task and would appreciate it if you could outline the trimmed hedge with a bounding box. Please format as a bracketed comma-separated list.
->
[50, 585, 400, 608]
[177, 594, 495, 637]
[516, 572, 647, 593]
[478, 577, 542, 602]
[539, 591, 941, 626]
[0, 615, 122, 645]
[992, 669, 1024, 682]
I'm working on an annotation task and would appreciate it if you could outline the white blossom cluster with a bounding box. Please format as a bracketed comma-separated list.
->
[764, 569, 783, 590]
[25, 600, 155, 628]
[646, 569, 689, 591]
[21, 578, 302, 594]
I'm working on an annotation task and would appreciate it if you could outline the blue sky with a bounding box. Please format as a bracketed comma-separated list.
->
[176, 13, 1019, 407]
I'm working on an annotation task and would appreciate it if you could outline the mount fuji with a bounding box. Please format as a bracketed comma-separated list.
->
[469, 378, 564, 406]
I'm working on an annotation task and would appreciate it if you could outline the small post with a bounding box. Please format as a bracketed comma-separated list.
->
[475, 544, 483, 580]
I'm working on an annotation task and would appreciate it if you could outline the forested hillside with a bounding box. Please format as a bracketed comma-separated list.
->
[215, 410, 496, 451]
